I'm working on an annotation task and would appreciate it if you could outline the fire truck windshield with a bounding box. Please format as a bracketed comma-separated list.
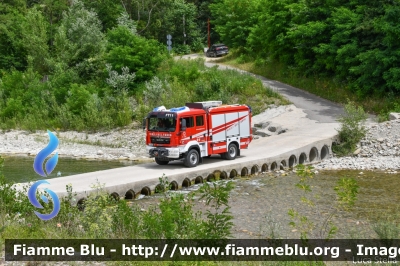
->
[148, 115, 176, 132]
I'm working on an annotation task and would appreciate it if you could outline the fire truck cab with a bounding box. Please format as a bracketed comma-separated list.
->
[144, 101, 252, 167]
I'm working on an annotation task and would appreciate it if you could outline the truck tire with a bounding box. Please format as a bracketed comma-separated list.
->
[184, 149, 199, 167]
[155, 158, 169, 165]
[225, 143, 237, 160]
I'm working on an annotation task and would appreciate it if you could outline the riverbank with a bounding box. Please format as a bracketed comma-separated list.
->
[0, 123, 151, 162]
[315, 118, 400, 172]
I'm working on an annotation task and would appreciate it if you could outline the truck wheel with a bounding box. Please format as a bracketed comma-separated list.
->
[225, 143, 237, 160]
[155, 158, 169, 165]
[184, 149, 199, 167]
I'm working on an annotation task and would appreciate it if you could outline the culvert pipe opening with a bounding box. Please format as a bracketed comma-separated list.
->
[125, 189, 135, 200]
[321, 145, 329, 160]
[182, 178, 191, 188]
[77, 198, 86, 211]
[251, 165, 258, 175]
[299, 153, 307, 164]
[170, 181, 178, 190]
[195, 176, 203, 184]
[207, 174, 216, 182]
[141, 186, 151, 196]
[280, 160, 287, 170]
[220, 171, 228, 179]
[289, 155, 297, 168]
[229, 169, 237, 178]
[309, 147, 319, 162]
[261, 163, 268, 172]
[155, 184, 164, 193]
[241, 167, 248, 177]
[110, 192, 120, 202]
[213, 170, 222, 180]
[270, 162, 278, 171]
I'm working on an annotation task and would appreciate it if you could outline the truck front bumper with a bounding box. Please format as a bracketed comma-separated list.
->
[148, 147, 180, 159]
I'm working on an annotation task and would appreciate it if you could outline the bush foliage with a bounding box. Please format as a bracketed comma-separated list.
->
[0, 161, 235, 242]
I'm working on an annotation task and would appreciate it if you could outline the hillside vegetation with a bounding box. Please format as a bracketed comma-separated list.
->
[210, 0, 400, 117]
[0, 0, 285, 131]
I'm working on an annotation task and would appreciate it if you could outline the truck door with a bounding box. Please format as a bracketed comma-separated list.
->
[180, 116, 195, 145]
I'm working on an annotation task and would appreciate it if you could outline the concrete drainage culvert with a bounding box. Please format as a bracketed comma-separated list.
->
[321, 145, 329, 160]
[241, 167, 249, 177]
[270, 162, 278, 171]
[251, 165, 259, 175]
[261, 163, 268, 172]
[309, 147, 319, 162]
[141, 186, 151, 196]
[299, 153, 307, 164]
[230, 169, 238, 178]
[195, 176, 203, 184]
[288, 155, 297, 168]
[207, 173, 216, 182]
[170, 181, 179, 190]
[110, 192, 119, 201]
[125, 189, 135, 200]
[182, 178, 191, 188]
[280, 160, 287, 170]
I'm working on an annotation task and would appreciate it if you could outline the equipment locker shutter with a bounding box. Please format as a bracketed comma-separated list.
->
[239, 111, 250, 137]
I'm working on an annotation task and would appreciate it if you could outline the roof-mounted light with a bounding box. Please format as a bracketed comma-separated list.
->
[153, 106, 166, 111]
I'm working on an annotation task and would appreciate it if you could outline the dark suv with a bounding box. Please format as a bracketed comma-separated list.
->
[205, 44, 229, 57]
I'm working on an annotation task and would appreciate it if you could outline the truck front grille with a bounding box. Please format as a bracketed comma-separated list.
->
[151, 137, 170, 144]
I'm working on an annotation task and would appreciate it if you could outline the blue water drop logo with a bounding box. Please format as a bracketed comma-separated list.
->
[28, 130, 60, 220]
[28, 180, 60, 220]
[33, 130, 59, 177]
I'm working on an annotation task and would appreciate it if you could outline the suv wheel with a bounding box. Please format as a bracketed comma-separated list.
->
[155, 158, 169, 165]
[225, 143, 237, 160]
[184, 149, 199, 167]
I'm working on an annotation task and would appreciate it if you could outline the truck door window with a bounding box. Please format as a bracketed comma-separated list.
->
[182, 117, 194, 128]
[196, 115, 204, 126]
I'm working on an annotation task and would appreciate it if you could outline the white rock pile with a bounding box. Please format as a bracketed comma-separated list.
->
[316, 114, 400, 171]
[0, 125, 150, 161]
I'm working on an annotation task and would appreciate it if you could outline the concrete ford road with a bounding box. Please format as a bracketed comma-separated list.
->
[38, 105, 339, 202]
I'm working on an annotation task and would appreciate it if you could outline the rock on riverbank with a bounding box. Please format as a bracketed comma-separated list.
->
[315, 118, 400, 171]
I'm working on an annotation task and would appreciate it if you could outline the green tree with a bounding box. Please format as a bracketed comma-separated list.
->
[210, 0, 260, 48]
[38, 0, 69, 49]
[53, 0, 107, 80]
[81, 0, 124, 31]
[247, 0, 296, 63]
[105, 26, 166, 86]
[22, 7, 50, 74]
[0, 4, 27, 71]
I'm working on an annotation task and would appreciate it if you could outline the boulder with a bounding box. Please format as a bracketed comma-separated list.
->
[254, 122, 270, 129]
[389, 112, 400, 120]
[255, 129, 272, 137]
[268, 123, 281, 133]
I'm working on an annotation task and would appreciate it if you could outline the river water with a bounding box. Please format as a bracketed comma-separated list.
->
[2, 156, 399, 238]
[1, 156, 141, 183]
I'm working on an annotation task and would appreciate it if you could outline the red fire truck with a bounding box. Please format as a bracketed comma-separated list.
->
[144, 101, 252, 167]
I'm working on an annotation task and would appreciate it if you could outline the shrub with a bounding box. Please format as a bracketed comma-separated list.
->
[332, 100, 368, 156]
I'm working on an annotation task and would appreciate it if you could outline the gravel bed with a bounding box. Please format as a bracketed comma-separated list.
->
[315, 119, 400, 171]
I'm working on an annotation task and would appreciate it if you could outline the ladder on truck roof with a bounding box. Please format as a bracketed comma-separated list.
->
[186, 101, 222, 109]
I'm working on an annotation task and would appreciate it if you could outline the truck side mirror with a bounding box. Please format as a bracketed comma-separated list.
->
[142, 118, 146, 130]
[181, 119, 186, 131]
